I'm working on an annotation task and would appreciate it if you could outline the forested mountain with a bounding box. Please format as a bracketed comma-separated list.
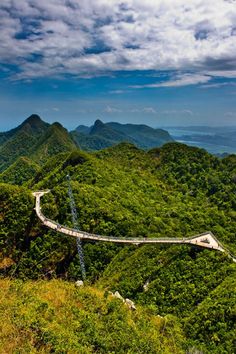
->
[30, 122, 77, 164]
[0, 136, 235, 352]
[72, 119, 173, 150]
[0, 115, 49, 171]
[0, 115, 173, 172]
[0, 156, 40, 185]
[107, 121, 174, 148]
[0, 115, 76, 172]
[0, 114, 49, 146]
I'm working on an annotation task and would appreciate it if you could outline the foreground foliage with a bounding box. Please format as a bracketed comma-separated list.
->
[0, 279, 185, 353]
[0, 141, 236, 353]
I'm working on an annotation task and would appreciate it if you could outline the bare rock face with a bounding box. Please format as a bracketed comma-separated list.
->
[113, 291, 125, 302]
[143, 280, 150, 292]
[75, 280, 84, 287]
[111, 291, 136, 310]
[125, 298, 136, 310]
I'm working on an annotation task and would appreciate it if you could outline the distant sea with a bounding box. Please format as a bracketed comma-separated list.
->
[166, 127, 236, 155]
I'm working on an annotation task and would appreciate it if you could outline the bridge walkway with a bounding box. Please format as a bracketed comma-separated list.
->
[33, 191, 236, 262]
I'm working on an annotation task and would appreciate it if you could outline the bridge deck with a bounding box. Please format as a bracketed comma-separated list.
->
[33, 191, 236, 262]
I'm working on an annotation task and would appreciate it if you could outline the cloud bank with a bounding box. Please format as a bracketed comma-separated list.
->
[0, 0, 236, 80]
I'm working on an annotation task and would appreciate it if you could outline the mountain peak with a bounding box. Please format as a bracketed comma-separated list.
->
[24, 114, 43, 126]
[51, 122, 64, 130]
[19, 114, 49, 134]
[90, 119, 106, 135]
[94, 119, 104, 128]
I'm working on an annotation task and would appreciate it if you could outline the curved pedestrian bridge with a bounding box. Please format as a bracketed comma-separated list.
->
[33, 190, 236, 262]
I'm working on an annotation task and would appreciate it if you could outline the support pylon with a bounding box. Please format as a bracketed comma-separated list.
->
[66, 174, 86, 281]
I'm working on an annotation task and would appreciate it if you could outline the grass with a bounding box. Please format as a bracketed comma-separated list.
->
[0, 278, 185, 354]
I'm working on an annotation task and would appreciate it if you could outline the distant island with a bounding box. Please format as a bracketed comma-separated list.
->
[166, 126, 236, 156]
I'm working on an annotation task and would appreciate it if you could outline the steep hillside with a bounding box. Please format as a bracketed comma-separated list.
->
[97, 244, 236, 353]
[30, 122, 77, 164]
[0, 279, 185, 353]
[0, 142, 235, 353]
[0, 116, 76, 171]
[107, 122, 174, 148]
[185, 274, 236, 353]
[72, 119, 173, 150]
[0, 156, 40, 185]
[152, 143, 236, 211]
[0, 115, 49, 171]
[0, 114, 49, 146]
[1, 142, 235, 278]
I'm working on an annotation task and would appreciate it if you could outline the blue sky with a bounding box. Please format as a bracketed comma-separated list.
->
[0, 0, 236, 131]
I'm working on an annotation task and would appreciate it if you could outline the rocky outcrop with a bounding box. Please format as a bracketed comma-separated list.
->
[111, 291, 136, 310]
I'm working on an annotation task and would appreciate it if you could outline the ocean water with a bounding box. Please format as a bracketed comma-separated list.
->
[167, 128, 236, 155]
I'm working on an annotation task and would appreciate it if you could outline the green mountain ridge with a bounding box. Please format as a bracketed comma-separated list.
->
[0, 115, 173, 172]
[0, 114, 49, 146]
[0, 116, 76, 172]
[0, 156, 40, 185]
[107, 121, 174, 148]
[90, 119, 138, 143]
[72, 119, 173, 150]
[30, 122, 77, 164]
[0, 137, 235, 353]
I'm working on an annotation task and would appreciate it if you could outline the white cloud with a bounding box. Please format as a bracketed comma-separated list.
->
[162, 109, 194, 115]
[131, 73, 211, 88]
[0, 0, 236, 80]
[128, 107, 158, 114]
[201, 82, 236, 88]
[143, 107, 157, 114]
[207, 71, 236, 78]
[109, 90, 126, 94]
[104, 105, 122, 113]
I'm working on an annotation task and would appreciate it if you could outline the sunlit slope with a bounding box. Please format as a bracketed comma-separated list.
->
[0, 115, 76, 171]
[1, 142, 236, 281]
[0, 115, 49, 171]
[0, 279, 185, 354]
[0, 156, 40, 185]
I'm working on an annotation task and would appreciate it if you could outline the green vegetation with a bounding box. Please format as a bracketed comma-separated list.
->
[71, 119, 173, 150]
[0, 279, 185, 353]
[31, 122, 77, 164]
[97, 246, 236, 353]
[185, 275, 236, 354]
[0, 115, 76, 171]
[154, 143, 236, 211]
[0, 118, 236, 353]
[0, 115, 49, 171]
[0, 115, 173, 171]
[0, 156, 40, 185]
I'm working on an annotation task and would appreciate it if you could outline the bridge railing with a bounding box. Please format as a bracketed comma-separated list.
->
[40, 212, 186, 242]
[34, 192, 236, 261]
[36, 202, 216, 243]
[37, 207, 194, 242]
